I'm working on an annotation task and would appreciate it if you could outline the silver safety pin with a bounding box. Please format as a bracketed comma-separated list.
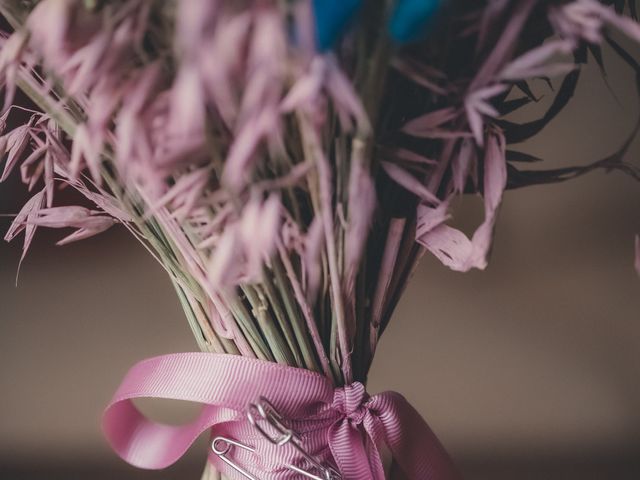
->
[210, 398, 341, 480]
[211, 436, 259, 480]
[247, 397, 341, 480]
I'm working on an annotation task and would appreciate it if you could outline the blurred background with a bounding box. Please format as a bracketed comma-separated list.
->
[1, 41, 640, 479]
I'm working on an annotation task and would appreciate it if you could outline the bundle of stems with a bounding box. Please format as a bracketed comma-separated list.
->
[1, 1, 639, 478]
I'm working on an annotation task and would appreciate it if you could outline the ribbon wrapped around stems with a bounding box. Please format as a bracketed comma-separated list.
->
[103, 353, 460, 479]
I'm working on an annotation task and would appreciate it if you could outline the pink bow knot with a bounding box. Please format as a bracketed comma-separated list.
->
[103, 352, 461, 480]
[332, 381, 370, 425]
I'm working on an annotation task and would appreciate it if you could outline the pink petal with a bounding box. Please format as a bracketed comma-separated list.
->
[391, 57, 448, 95]
[222, 108, 276, 190]
[473, 99, 500, 118]
[0, 109, 10, 134]
[344, 158, 376, 290]
[381, 161, 439, 204]
[176, 0, 217, 50]
[1, 118, 36, 182]
[56, 217, 116, 245]
[326, 57, 370, 132]
[4, 189, 45, 242]
[19, 190, 47, 270]
[241, 194, 281, 279]
[483, 130, 507, 213]
[500, 40, 574, 80]
[416, 200, 451, 240]
[402, 108, 458, 136]
[30, 206, 95, 228]
[170, 65, 206, 136]
[302, 217, 324, 303]
[417, 130, 507, 272]
[280, 58, 325, 113]
[19, 145, 47, 189]
[26, 0, 72, 66]
[61, 30, 110, 95]
[70, 124, 102, 183]
[469, 0, 538, 91]
[401, 129, 473, 140]
[419, 224, 478, 271]
[599, 3, 640, 43]
[452, 139, 475, 192]
[0, 31, 28, 110]
[465, 103, 485, 146]
[208, 227, 241, 288]
[151, 168, 209, 215]
[202, 13, 252, 127]
[390, 148, 437, 166]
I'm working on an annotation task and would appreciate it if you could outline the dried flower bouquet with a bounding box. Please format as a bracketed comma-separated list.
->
[1, 1, 639, 479]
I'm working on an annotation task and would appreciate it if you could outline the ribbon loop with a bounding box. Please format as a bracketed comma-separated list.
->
[103, 352, 460, 480]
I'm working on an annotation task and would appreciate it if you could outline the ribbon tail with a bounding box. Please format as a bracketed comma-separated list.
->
[370, 392, 462, 480]
[362, 414, 390, 480]
[329, 419, 383, 480]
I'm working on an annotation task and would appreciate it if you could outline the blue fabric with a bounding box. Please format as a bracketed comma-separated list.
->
[389, 0, 440, 44]
[312, 0, 363, 51]
[312, 0, 440, 51]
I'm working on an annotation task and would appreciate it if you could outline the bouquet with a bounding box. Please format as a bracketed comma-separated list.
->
[1, 0, 639, 478]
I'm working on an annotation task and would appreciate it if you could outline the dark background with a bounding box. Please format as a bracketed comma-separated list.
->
[1, 44, 639, 479]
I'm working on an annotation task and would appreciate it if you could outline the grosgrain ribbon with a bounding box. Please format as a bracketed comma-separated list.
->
[103, 352, 460, 480]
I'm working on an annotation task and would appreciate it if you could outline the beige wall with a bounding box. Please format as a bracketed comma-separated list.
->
[1, 43, 639, 476]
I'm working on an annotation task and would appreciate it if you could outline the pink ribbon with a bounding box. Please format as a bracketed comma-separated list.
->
[103, 352, 460, 479]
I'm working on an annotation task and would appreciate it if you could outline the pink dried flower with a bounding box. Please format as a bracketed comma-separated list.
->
[19, 144, 47, 190]
[208, 194, 282, 288]
[418, 129, 507, 271]
[499, 39, 576, 81]
[281, 56, 326, 117]
[200, 12, 251, 127]
[152, 168, 210, 221]
[169, 65, 206, 136]
[60, 29, 111, 95]
[451, 139, 476, 193]
[464, 84, 507, 146]
[5, 189, 46, 275]
[0, 108, 10, 134]
[207, 226, 242, 288]
[175, 0, 217, 53]
[222, 108, 279, 190]
[402, 108, 459, 137]
[1, 0, 639, 404]
[29, 206, 116, 245]
[381, 161, 439, 204]
[1, 116, 37, 182]
[325, 56, 370, 133]
[0, 30, 28, 110]
[237, 9, 285, 127]
[26, 0, 73, 67]
[70, 124, 103, 183]
[551, 0, 640, 45]
[344, 150, 376, 292]
[241, 194, 281, 280]
[302, 217, 324, 304]
[416, 200, 451, 239]
[282, 55, 370, 132]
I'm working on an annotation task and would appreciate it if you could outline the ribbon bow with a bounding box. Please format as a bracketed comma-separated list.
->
[103, 353, 460, 480]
